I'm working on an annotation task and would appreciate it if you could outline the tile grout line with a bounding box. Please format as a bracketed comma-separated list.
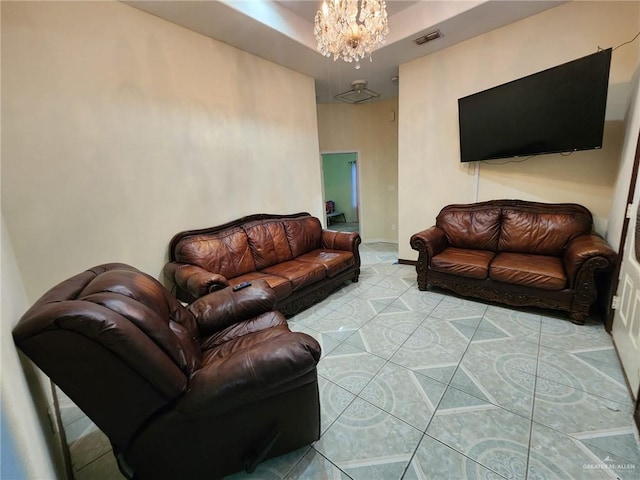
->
[399, 301, 487, 479]
[316, 262, 444, 480]
[62, 244, 640, 480]
[375, 291, 450, 479]
[523, 315, 544, 480]
[313, 260, 423, 479]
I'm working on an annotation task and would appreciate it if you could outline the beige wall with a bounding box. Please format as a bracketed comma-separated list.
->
[1, 1, 322, 472]
[398, 1, 640, 260]
[2, 1, 323, 301]
[1, 216, 64, 479]
[317, 99, 399, 242]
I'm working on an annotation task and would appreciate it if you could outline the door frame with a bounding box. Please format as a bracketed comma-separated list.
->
[606, 131, 640, 332]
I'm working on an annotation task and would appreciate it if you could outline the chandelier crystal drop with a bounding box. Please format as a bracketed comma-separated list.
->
[314, 0, 389, 69]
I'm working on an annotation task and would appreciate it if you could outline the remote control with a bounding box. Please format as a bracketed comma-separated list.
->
[232, 281, 252, 291]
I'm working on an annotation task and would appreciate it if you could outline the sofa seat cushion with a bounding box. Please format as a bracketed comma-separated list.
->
[229, 273, 293, 301]
[490, 253, 566, 290]
[262, 260, 326, 291]
[295, 249, 355, 278]
[431, 248, 495, 280]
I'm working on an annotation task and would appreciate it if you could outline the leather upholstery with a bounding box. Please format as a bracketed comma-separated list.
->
[283, 216, 323, 257]
[13, 264, 321, 479]
[296, 249, 356, 278]
[165, 213, 361, 316]
[411, 200, 617, 323]
[174, 227, 257, 280]
[244, 220, 295, 270]
[436, 206, 501, 250]
[564, 233, 617, 287]
[490, 253, 567, 290]
[431, 248, 495, 280]
[498, 208, 592, 255]
[262, 260, 326, 290]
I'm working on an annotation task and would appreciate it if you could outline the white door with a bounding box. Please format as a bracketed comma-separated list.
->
[612, 197, 640, 398]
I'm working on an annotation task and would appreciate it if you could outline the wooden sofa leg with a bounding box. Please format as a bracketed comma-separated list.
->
[417, 279, 428, 291]
[569, 312, 586, 325]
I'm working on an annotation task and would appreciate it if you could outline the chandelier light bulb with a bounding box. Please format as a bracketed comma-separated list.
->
[314, 0, 389, 67]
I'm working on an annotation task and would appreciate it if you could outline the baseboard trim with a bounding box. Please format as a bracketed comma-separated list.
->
[362, 239, 399, 244]
[398, 258, 417, 266]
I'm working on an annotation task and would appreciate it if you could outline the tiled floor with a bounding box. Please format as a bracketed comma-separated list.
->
[331, 221, 359, 233]
[59, 242, 640, 480]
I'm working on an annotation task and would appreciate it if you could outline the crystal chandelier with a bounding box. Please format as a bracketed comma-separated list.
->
[314, 0, 389, 69]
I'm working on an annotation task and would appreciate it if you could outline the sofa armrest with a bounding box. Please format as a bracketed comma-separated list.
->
[410, 226, 448, 259]
[563, 234, 617, 287]
[164, 262, 229, 301]
[176, 330, 321, 415]
[410, 226, 448, 291]
[321, 229, 361, 252]
[188, 279, 277, 335]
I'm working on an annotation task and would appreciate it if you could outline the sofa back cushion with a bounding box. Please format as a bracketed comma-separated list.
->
[498, 208, 592, 255]
[174, 227, 256, 279]
[244, 220, 294, 270]
[436, 206, 501, 251]
[283, 216, 323, 258]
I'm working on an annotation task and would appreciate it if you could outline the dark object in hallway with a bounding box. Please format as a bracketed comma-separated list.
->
[410, 200, 617, 324]
[13, 263, 321, 479]
[165, 212, 361, 317]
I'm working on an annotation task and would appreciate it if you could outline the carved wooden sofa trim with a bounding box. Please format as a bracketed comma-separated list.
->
[410, 200, 617, 324]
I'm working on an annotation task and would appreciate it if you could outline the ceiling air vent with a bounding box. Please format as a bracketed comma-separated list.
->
[335, 80, 380, 104]
[414, 30, 443, 45]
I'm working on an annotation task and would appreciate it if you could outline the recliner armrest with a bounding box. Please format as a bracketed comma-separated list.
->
[199, 311, 287, 351]
[176, 330, 321, 416]
[563, 234, 617, 287]
[188, 279, 277, 335]
[410, 226, 448, 259]
[164, 262, 229, 301]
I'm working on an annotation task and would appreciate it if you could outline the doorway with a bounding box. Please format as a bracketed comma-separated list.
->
[322, 152, 359, 233]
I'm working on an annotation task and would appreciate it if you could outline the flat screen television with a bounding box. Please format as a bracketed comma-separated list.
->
[458, 48, 612, 162]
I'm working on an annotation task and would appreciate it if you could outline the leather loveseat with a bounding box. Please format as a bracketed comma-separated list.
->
[13, 263, 322, 479]
[410, 200, 617, 324]
[164, 212, 361, 316]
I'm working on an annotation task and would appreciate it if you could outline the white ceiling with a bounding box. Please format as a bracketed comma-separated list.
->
[125, 0, 565, 103]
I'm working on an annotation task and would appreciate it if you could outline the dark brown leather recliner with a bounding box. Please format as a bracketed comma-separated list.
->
[12, 263, 321, 479]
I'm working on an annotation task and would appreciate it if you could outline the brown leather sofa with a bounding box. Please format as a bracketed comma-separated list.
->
[410, 200, 617, 324]
[164, 212, 361, 316]
[13, 263, 321, 479]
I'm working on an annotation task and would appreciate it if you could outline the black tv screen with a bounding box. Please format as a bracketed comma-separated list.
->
[458, 48, 612, 162]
